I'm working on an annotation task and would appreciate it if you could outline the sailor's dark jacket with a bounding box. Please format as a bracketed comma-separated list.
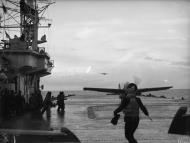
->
[114, 97, 149, 117]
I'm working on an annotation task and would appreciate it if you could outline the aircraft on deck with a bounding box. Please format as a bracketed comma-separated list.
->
[84, 83, 190, 136]
[83, 82, 173, 95]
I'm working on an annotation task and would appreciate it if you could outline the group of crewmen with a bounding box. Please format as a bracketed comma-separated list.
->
[29, 91, 67, 114]
[41, 91, 66, 114]
[0, 83, 150, 143]
[0, 88, 67, 119]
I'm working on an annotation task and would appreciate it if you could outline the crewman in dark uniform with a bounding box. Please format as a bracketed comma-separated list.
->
[113, 83, 152, 143]
[15, 90, 24, 115]
[41, 91, 53, 114]
[57, 91, 66, 112]
[29, 93, 38, 110]
[36, 90, 43, 110]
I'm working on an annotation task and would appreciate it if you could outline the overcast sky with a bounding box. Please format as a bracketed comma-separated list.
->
[40, 0, 190, 90]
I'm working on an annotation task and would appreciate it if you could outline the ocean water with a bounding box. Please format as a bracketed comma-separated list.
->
[148, 89, 190, 100]
[43, 89, 190, 100]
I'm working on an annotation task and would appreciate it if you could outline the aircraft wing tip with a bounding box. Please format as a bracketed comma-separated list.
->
[83, 87, 90, 90]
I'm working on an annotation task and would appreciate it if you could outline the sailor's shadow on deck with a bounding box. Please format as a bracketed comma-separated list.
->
[57, 110, 66, 125]
[0, 110, 50, 130]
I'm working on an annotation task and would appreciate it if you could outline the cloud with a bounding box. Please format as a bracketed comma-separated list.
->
[86, 66, 92, 73]
[45, 0, 190, 90]
[158, 18, 190, 25]
[75, 27, 96, 39]
[144, 56, 190, 68]
[41, 73, 119, 90]
[144, 56, 165, 62]
[171, 61, 190, 67]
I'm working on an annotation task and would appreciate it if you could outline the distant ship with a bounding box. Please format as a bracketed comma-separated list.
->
[0, 1, 80, 142]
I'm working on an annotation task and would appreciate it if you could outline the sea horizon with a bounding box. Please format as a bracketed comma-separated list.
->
[43, 88, 190, 92]
[42, 89, 190, 100]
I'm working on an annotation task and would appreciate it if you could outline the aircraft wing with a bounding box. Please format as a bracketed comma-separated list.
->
[51, 94, 75, 101]
[83, 87, 125, 94]
[83, 86, 173, 94]
[138, 86, 173, 92]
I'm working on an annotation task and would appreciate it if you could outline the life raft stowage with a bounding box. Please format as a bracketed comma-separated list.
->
[168, 106, 190, 135]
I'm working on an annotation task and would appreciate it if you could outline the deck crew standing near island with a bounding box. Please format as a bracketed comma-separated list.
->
[41, 91, 53, 114]
[57, 91, 66, 112]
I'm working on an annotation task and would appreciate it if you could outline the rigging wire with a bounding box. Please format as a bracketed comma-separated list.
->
[0, 14, 19, 23]
[47, 2, 51, 53]
[7, 12, 20, 25]
[0, 0, 21, 39]
[1, 0, 6, 40]
[6, 29, 20, 32]
[6, 0, 20, 7]
[0, 0, 53, 40]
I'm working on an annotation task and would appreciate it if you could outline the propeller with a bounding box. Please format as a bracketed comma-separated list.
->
[133, 76, 142, 86]
[124, 82, 130, 89]
[118, 77, 141, 90]
[118, 83, 121, 89]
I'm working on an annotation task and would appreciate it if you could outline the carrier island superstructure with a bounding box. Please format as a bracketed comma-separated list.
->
[0, 0, 54, 102]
